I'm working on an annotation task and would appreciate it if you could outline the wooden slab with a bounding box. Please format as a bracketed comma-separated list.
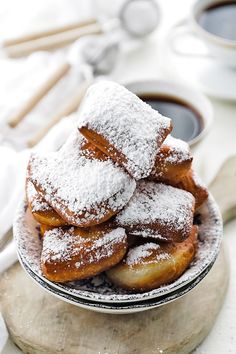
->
[0, 247, 229, 354]
[1, 156, 236, 354]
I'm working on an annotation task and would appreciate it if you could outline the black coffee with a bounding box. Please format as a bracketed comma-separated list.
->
[139, 94, 203, 142]
[198, 1, 236, 41]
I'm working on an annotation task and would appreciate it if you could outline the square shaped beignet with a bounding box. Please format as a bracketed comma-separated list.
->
[77, 81, 172, 180]
[150, 135, 193, 183]
[28, 131, 136, 227]
[115, 181, 195, 243]
[26, 180, 67, 227]
[41, 225, 128, 282]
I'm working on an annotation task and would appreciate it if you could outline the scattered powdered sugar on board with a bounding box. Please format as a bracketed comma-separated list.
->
[162, 135, 192, 164]
[26, 180, 51, 213]
[42, 226, 127, 267]
[77, 81, 172, 180]
[14, 194, 222, 302]
[28, 131, 136, 226]
[115, 181, 195, 237]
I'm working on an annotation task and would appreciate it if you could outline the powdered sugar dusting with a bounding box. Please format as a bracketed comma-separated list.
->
[126, 243, 167, 266]
[26, 180, 51, 213]
[163, 135, 192, 164]
[28, 131, 136, 226]
[42, 226, 127, 266]
[128, 228, 169, 241]
[77, 81, 172, 179]
[116, 181, 195, 237]
[14, 194, 222, 302]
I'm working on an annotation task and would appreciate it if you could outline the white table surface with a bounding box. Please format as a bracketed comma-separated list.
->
[2, 0, 236, 353]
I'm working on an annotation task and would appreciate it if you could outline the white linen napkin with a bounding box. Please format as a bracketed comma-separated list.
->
[0, 115, 74, 271]
[0, 52, 78, 352]
[0, 1, 93, 351]
[0, 116, 74, 352]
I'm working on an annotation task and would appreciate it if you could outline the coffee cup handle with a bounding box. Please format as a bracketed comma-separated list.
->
[168, 19, 212, 58]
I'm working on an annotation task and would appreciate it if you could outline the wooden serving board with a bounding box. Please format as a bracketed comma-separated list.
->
[1, 156, 236, 354]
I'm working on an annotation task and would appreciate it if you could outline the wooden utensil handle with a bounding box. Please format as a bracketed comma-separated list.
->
[5, 23, 103, 58]
[27, 80, 90, 147]
[209, 156, 236, 223]
[3, 18, 97, 47]
[8, 62, 71, 128]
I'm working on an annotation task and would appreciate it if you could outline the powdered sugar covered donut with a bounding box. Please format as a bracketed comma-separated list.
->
[41, 225, 128, 282]
[26, 179, 67, 227]
[78, 81, 172, 180]
[28, 132, 136, 227]
[171, 169, 208, 209]
[107, 226, 198, 292]
[115, 181, 195, 242]
[150, 135, 192, 183]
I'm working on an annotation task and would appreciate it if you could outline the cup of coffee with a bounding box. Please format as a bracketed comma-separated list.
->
[169, 0, 236, 68]
[124, 79, 213, 146]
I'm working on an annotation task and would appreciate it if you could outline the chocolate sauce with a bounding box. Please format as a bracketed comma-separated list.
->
[198, 1, 236, 41]
[139, 94, 203, 142]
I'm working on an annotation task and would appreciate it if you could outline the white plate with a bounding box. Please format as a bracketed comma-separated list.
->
[14, 194, 222, 304]
[19, 254, 214, 314]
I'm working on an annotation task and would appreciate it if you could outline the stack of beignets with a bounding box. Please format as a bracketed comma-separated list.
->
[26, 81, 208, 292]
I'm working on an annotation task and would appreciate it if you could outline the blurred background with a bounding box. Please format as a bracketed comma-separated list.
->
[0, 0, 235, 181]
[0, 0, 236, 353]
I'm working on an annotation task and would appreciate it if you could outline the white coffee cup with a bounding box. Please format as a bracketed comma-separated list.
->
[169, 0, 236, 68]
[124, 79, 213, 146]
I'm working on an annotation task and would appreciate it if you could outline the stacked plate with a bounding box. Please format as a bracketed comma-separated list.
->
[14, 194, 222, 314]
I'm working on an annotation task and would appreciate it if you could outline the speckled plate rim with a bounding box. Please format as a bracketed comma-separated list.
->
[19, 254, 214, 314]
[14, 194, 222, 303]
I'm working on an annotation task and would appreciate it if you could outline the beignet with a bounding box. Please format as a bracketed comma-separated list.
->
[41, 225, 128, 282]
[115, 181, 195, 242]
[107, 226, 198, 292]
[78, 81, 172, 180]
[150, 135, 192, 183]
[28, 132, 136, 227]
[172, 169, 208, 209]
[26, 180, 67, 227]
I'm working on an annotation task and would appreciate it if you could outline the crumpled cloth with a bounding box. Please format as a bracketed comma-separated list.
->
[0, 115, 74, 353]
[0, 0, 95, 351]
[0, 115, 75, 271]
[0, 50, 84, 354]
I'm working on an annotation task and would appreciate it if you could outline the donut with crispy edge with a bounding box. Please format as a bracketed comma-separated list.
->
[41, 224, 128, 283]
[106, 226, 198, 292]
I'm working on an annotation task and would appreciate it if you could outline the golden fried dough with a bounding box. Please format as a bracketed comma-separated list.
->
[26, 179, 67, 227]
[78, 81, 172, 179]
[172, 169, 208, 209]
[107, 226, 198, 292]
[39, 224, 54, 237]
[41, 224, 128, 282]
[115, 181, 195, 243]
[150, 136, 192, 183]
[28, 131, 136, 227]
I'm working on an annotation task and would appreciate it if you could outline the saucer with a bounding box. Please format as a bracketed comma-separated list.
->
[14, 194, 222, 304]
[164, 30, 236, 101]
[19, 253, 214, 314]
